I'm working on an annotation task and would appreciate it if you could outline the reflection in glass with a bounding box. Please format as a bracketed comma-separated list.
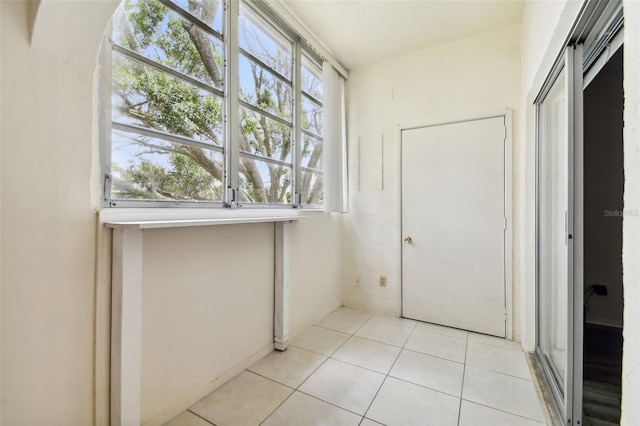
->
[302, 55, 323, 100]
[112, 0, 224, 90]
[239, 55, 292, 121]
[538, 66, 568, 392]
[239, 4, 292, 80]
[301, 135, 322, 170]
[301, 171, 323, 205]
[302, 96, 323, 137]
[112, 52, 224, 146]
[111, 129, 223, 201]
[239, 156, 291, 204]
[240, 107, 292, 162]
[167, 0, 224, 34]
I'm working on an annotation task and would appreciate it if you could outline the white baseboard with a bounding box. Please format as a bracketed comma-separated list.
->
[141, 303, 342, 426]
[141, 342, 275, 426]
[289, 303, 342, 338]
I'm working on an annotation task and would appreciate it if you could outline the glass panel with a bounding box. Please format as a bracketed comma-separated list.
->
[112, 0, 224, 89]
[112, 52, 223, 146]
[238, 156, 292, 204]
[111, 129, 223, 201]
[301, 134, 322, 169]
[240, 107, 292, 162]
[167, 0, 223, 34]
[302, 95, 323, 137]
[239, 55, 292, 121]
[301, 171, 323, 205]
[239, 4, 292, 80]
[302, 54, 323, 101]
[538, 66, 569, 393]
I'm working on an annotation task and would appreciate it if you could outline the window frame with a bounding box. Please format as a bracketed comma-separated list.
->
[102, 0, 325, 209]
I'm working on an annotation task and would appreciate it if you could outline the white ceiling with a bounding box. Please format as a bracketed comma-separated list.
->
[280, 0, 525, 71]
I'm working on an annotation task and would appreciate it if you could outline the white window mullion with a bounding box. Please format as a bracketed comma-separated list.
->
[293, 41, 303, 207]
[225, 0, 241, 207]
[100, 29, 113, 207]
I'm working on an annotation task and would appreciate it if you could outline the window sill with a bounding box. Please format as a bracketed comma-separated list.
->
[98, 207, 325, 229]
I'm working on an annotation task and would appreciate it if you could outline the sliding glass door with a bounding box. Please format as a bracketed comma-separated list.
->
[535, 3, 625, 424]
[538, 63, 570, 392]
[536, 45, 583, 423]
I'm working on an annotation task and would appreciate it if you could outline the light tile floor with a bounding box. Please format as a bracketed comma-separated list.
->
[165, 307, 547, 426]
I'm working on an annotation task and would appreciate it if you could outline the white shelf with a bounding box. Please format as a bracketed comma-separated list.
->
[105, 216, 297, 229]
[99, 207, 323, 228]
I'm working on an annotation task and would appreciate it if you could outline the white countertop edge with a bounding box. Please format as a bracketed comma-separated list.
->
[99, 207, 325, 228]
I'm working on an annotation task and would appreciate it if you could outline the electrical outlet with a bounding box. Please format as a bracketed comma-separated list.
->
[593, 284, 608, 296]
[379, 276, 387, 287]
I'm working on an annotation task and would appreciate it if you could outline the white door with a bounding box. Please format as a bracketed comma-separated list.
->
[401, 117, 506, 337]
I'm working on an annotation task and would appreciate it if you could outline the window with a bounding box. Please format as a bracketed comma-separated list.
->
[105, 0, 324, 208]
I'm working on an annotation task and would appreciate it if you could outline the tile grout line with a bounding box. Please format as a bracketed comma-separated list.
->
[317, 315, 469, 412]
[269, 312, 371, 422]
[297, 326, 524, 423]
[465, 362, 537, 382]
[457, 331, 470, 425]
[465, 339, 534, 385]
[329, 353, 400, 376]
[359, 317, 420, 424]
[458, 398, 547, 424]
[314, 313, 372, 336]
[294, 388, 368, 419]
[255, 345, 332, 425]
[346, 333, 410, 349]
[186, 408, 218, 426]
[360, 375, 390, 426]
[253, 322, 349, 426]
[289, 331, 351, 357]
[459, 340, 546, 423]
[292, 314, 381, 424]
[342, 314, 406, 424]
[400, 346, 466, 365]
[244, 372, 295, 426]
[384, 324, 468, 399]
[314, 316, 414, 350]
[183, 310, 536, 426]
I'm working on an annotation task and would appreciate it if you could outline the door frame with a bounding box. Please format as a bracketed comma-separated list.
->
[396, 110, 513, 340]
[534, 44, 585, 424]
[532, 1, 623, 424]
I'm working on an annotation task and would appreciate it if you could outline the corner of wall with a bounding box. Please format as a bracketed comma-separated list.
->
[621, 1, 640, 423]
[27, 0, 41, 44]
[0, 3, 3, 421]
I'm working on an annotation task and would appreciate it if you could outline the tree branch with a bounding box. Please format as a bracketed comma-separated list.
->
[181, 17, 223, 88]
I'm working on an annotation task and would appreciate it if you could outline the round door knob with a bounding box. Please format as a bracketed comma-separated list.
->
[404, 236, 412, 243]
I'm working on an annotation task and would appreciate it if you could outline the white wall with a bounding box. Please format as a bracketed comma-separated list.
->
[342, 25, 522, 337]
[621, 1, 640, 423]
[136, 216, 342, 425]
[290, 214, 343, 335]
[140, 224, 274, 424]
[0, 2, 343, 425]
[1, 2, 115, 423]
